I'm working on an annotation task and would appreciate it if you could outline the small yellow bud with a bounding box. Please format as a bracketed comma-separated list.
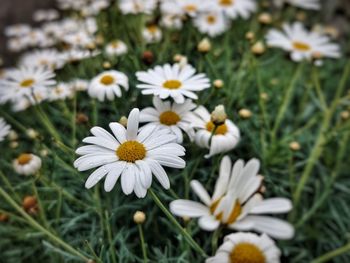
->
[133, 211, 146, 224]
[270, 78, 279, 85]
[340, 110, 350, 120]
[213, 79, 224, 89]
[27, 129, 38, 139]
[8, 130, 18, 141]
[119, 116, 128, 127]
[258, 13, 272, 24]
[173, 54, 183, 62]
[239, 109, 252, 119]
[211, 105, 227, 125]
[197, 38, 211, 53]
[289, 141, 301, 151]
[251, 41, 266, 55]
[40, 149, 49, 157]
[245, 31, 255, 41]
[10, 141, 19, 149]
[260, 92, 269, 101]
[103, 61, 111, 69]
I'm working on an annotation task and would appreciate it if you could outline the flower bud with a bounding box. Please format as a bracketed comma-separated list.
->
[258, 13, 272, 24]
[289, 141, 301, 151]
[119, 116, 128, 127]
[239, 109, 252, 119]
[197, 38, 211, 53]
[133, 211, 146, 224]
[211, 105, 227, 126]
[213, 79, 224, 89]
[251, 41, 266, 55]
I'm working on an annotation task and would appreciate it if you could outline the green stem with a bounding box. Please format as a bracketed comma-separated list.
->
[292, 62, 350, 212]
[0, 170, 21, 202]
[148, 189, 208, 258]
[272, 63, 303, 139]
[0, 186, 90, 262]
[138, 224, 148, 263]
[311, 242, 350, 263]
[105, 211, 117, 263]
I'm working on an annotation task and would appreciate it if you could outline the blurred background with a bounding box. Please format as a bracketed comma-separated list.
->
[0, 0, 349, 66]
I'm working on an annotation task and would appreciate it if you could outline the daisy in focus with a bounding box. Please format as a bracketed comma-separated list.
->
[0, 118, 11, 142]
[0, 66, 56, 108]
[206, 232, 281, 263]
[105, 40, 128, 56]
[190, 106, 240, 158]
[140, 97, 197, 143]
[13, 153, 42, 176]
[74, 108, 186, 198]
[266, 22, 341, 63]
[214, 0, 257, 20]
[88, 70, 129, 101]
[136, 63, 210, 104]
[170, 156, 294, 239]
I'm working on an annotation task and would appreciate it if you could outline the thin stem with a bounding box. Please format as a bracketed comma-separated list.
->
[311, 242, 350, 263]
[292, 62, 350, 212]
[272, 63, 303, 139]
[148, 189, 208, 258]
[138, 224, 148, 263]
[0, 186, 90, 262]
[105, 211, 118, 263]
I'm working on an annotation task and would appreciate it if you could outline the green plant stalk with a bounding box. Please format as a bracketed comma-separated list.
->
[272, 63, 303, 139]
[0, 170, 21, 203]
[31, 178, 50, 230]
[33, 106, 62, 143]
[148, 189, 208, 258]
[0, 186, 90, 262]
[311, 242, 350, 263]
[138, 224, 148, 263]
[104, 211, 118, 263]
[0, 109, 27, 133]
[293, 61, 350, 211]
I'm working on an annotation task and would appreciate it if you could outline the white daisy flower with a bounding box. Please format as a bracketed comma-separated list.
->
[214, 0, 257, 20]
[22, 29, 49, 48]
[62, 48, 100, 63]
[161, 14, 184, 30]
[7, 37, 28, 52]
[170, 156, 294, 239]
[193, 10, 230, 37]
[206, 232, 281, 263]
[4, 24, 31, 37]
[190, 106, 240, 158]
[33, 9, 60, 22]
[136, 63, 210, 104]
[0, 66, 56, 106]
[63, 31, 95, 48]
[174, 0, 214, 17]
[118, 0, 157, 15]
[140, 96, 197, 143]
[275, 0, 320, 10]
[88, 70, 129, 102]
[105, 40, 128, 56]
[0, 118, 11, 142]
[13, 153, 42, 176]
[19, 49, 66, 70]
[74, 108, 186, 198]
[142, 25, 162, 44]
[48, 82, 74, 101]
[266, 22, 341, 63]
[69, 79, 89, 91]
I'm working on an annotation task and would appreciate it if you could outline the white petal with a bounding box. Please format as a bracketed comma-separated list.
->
[198, 215, 220, 231]
[121, 165, 135, 195]
[170, 200, 210, 217]
[126, 108, 140, 140]
[104, 162, 127, 192]
[147, 159, 170, 189]
[190, 180, 211, 206]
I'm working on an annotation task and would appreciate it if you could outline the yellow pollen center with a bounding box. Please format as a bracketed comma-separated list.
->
[292, 41, 311, 52]
[230, 243, 266, 263]
[159, 111, 181, 126]
[206, 121, 228, 135]
[116, 141, 146, 163]
[17, 153, 33, 165]
[219, 0, 234, 6]
[100, 75, 115, 85]
[111, 42, 119, 48]
[184, 4, 197, 12]
[20, 78, 35, 88]
[226, 201, 242, 224]
[147, 25, 158, 34]
[163, 80, 182, 90]
[207, 15, 217, 24]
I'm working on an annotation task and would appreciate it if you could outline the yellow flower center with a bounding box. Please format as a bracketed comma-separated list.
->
[163, 80, 182, 90]
[210, 199, 242, 224]
[292, 41, 311, 52]
[17, 153, 33, 165]
[206, 121, 228, 135]
[207, 15, 217, 24]
[116, 141, 146, 163]
[184, 4, 197, 12]
[147, 25, 158, 34]
[111, 41, 119, 48]
[219, 0, 234, 6]
[20, 78, 35, 88]
[230, 243, 266, 263]
[159, 111, 181, 126]
[100, 74, 115, 85]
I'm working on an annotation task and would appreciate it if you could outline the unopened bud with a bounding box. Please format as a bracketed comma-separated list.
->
[213, 79, 224, 89]
[119, 116, 128, 127]
[289, 141, 301, 151]
[211, 105, 227, 126]
[258, 13, 272, 24]
[245, 31, 255, 41]
[133, 211, 146, 224]
[103, 61, 111, 69]
[239, 108, 252, 119]
[251, 41, 266, 55]
[197, 38, 211, 53]
[27, 129, 38, 139]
